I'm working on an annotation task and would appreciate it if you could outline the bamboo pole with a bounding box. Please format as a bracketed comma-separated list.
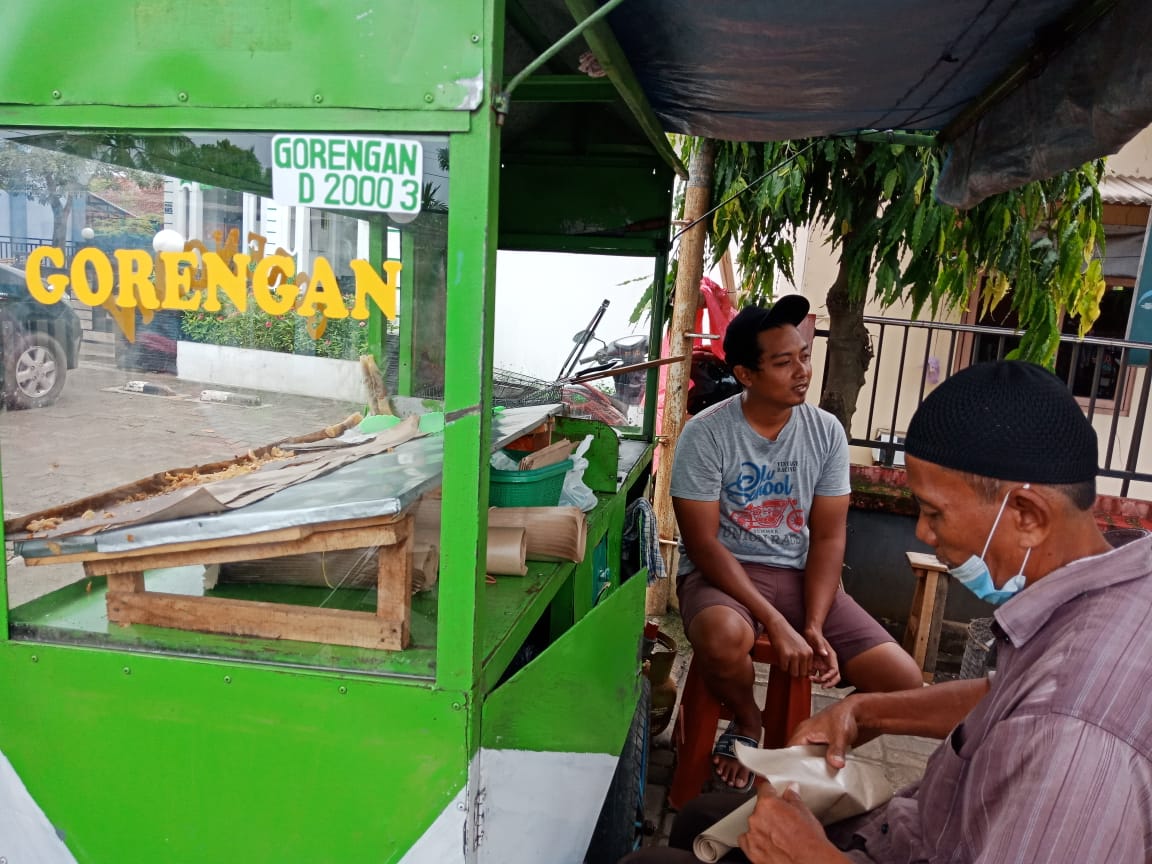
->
[648, 139, 716, 615]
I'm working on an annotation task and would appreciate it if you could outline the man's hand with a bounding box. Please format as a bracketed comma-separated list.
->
[803, 626, 841, 687]
[738, 781, 847, 864]
[787, 697, 862, 770]
[763, 617, 814, 678]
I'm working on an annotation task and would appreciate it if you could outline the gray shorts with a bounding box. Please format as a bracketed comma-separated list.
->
[677, 562, 894, 665]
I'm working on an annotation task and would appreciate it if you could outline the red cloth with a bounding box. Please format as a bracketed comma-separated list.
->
[656, 277, 736, 442]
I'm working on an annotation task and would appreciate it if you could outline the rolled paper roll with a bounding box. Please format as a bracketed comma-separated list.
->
[488, 506, 587, 563]
[412, 542, 440, 593]
[487, 526, 528, 576]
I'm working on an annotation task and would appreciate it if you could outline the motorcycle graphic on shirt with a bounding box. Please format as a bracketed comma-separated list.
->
[730, 498, 805, 531]
[724, 460, 806, 540]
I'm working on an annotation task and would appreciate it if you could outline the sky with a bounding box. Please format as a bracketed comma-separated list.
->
[493, 251, 656, 383]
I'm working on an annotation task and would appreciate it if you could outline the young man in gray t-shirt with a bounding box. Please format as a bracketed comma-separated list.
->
[670, 296, 921, 791]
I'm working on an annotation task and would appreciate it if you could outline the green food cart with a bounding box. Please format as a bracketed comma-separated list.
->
[0, 2, 682, 861]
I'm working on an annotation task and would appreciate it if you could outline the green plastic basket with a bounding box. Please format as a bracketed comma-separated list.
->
[489, 457, 573, 508]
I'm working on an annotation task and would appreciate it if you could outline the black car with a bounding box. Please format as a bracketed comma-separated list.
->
[0, 261, 82, 409]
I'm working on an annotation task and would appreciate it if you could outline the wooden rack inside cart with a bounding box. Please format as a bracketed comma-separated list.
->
[39, 513, 414, 651]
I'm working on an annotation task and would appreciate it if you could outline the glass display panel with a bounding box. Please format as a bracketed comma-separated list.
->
[0, 129, 450, 675]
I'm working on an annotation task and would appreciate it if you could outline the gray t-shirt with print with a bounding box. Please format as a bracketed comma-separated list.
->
[670, 396, 850, 575]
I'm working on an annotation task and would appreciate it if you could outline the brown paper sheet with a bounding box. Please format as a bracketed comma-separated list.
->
[11, 416, 421, 540]
[692, 744, 894, 863]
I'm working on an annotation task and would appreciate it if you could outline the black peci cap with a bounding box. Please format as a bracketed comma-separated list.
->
[905, 360, 1098, 484]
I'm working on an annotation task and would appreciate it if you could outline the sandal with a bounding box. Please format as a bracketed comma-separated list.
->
[711, 722, 759, 793]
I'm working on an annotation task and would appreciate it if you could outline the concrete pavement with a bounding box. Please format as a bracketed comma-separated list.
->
[1, 360, 363, 606]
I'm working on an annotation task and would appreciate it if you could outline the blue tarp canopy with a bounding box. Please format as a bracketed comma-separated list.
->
[598, 0, 1152, 207]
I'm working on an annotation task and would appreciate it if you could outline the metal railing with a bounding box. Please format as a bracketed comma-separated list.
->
[0, 235, 79, 266]
[816, 316, 1152, 498]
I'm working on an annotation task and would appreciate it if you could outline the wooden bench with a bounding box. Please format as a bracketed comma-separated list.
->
[901, 551, 951, 683]
[63, 513, 413, 651]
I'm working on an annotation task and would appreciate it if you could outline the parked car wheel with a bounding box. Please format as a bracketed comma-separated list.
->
[4, 331, 67, 409]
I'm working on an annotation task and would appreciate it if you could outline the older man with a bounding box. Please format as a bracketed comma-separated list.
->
[625, 360, 1152, 863]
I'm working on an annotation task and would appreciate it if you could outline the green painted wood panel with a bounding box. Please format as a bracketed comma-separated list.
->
[0, 640, 469, 863]
[0, 1, 486, 114]
[481, 571, 644, 754]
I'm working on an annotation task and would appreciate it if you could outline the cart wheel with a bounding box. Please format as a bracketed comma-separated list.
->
[584, 676, 651, 864]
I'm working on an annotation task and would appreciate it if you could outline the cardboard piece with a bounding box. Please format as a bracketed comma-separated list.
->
[516, 440, 574, 472]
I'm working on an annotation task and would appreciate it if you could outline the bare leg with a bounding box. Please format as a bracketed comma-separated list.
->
[842, 642, 924, 692]
[687, 606, 758, 789]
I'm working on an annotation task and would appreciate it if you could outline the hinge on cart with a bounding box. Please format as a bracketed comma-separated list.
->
[468, 787, 487, 850]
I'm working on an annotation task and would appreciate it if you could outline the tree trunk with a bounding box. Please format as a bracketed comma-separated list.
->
[50, 195, 73, 247]
[818, 251, 872, 434]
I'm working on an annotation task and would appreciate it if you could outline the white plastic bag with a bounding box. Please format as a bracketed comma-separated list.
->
[490, 450, 521, 471]
[559, 434, 598, 511]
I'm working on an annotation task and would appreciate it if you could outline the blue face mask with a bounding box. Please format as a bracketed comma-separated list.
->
[948, 484, 1032, 605]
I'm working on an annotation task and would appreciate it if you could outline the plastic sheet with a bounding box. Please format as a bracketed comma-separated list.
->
[602, 0, 1150, 207]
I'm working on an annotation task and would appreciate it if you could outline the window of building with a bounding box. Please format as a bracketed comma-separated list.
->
[967, 218, 1146, 414]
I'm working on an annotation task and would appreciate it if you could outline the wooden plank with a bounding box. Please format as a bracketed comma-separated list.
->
[647, 138, 714, 615]
[912, 569, 940, 666]
[104, 571, 144, 592]
[906, 550, 948, 572]
[902, 569, 928, 664]
[85, 520, 411, 576]
[377, 515, 413, 643]
[25, 514, 405, 568]
[903, 559, 953, 682]
[106, 591, 405, 650]
[922, 569, 951, 676]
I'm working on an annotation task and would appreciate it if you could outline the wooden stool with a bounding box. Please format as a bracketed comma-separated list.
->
[902, 551, 951, 682]
[668, 633, 811, 810]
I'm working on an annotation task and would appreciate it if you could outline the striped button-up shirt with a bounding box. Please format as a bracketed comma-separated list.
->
[846, 534, 1152, 863]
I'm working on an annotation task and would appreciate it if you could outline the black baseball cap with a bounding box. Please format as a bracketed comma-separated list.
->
[723, 295, 811, 367]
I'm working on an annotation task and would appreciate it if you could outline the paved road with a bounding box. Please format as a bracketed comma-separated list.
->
[1, 361, 363, 605]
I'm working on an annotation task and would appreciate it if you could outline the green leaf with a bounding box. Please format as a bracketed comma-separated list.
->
[881, 169, 899, 200]
[698, 137, 1103, 401]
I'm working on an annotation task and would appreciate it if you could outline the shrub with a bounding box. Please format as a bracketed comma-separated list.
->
[182, 300, 372, 361]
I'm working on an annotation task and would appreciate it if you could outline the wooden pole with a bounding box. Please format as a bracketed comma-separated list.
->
[648, 139, 716, 615]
